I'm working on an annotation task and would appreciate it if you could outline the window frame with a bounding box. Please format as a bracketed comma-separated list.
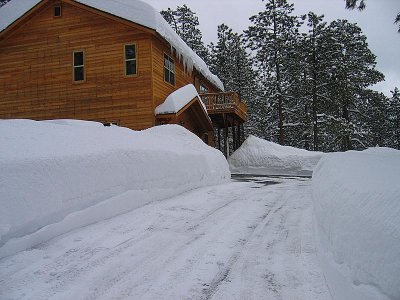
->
[124, 43, 138, 77]
[73, 50, 85, 83]
[54, 5, 62, 18]
[164, 53, 175, 86]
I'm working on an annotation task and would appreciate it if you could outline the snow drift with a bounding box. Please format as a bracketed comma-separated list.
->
[312, 148, 400, 300]
[228, 135, 322, 176]
[0, 120, 229, 258]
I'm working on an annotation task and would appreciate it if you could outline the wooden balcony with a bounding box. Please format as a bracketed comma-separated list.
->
[200, 92, 248, 125]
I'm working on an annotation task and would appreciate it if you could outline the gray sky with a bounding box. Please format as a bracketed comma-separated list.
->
[144, 0, 399, 96]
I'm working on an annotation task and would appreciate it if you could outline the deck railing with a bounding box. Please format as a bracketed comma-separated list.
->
[199, 92, 248, 121]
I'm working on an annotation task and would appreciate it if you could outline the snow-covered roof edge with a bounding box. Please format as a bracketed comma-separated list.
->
[155, 84, 211, 123]
[0, 0, 224, 91]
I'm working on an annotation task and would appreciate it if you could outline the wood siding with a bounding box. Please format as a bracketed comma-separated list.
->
[0, 0, 221, 137]
[151, 35, 220, 109]
[0, 0, 154, 130]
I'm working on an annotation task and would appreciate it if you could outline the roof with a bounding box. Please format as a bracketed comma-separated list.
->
[155, 84, 208, 116]
[0, 0, 224, 91]
[155, 84, 213, 132]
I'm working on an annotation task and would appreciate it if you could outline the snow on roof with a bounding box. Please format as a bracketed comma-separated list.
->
[155, 84, 208, 116]
[0, 0, 224, 91]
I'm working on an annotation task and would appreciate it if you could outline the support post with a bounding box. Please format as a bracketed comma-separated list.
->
[232, 119, 237, 152]
[237, 123, 241, 149]
[240, 124, 245, 146]
[218, 128, 221, 151]
[224, 116, 228, 158]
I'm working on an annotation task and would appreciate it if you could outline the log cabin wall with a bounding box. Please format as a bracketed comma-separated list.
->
[0, 0, 222, 136]
[151, 35, 220, 110]
[0, 0, 155, 130]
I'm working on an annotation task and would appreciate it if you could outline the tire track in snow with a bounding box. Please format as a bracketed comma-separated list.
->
[202, 186, 288, 300]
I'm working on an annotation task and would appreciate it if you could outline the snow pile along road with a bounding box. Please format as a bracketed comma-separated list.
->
[0, 120, 229, 258]
[312, 148, 400, 300]
[228, 135, 322, 176]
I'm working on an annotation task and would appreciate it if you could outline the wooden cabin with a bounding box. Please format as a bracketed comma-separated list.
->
[0, 0, 247, 151]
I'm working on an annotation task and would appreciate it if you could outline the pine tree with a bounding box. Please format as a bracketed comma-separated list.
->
[208, 24, 255, 97]
[357, 90, 390, 148]
[246, 0, 302, 145]
[324, 20, 384, 151]
[160, 5, 209, 63]
[299, 12, 331, 151]
[160, 8, 178, 32]
[388, 88, 400, 149]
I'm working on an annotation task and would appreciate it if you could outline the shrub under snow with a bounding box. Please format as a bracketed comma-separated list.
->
[0, 120, 229, 258]
[312, 148, 400, 300]
[228, 135, 322, 175]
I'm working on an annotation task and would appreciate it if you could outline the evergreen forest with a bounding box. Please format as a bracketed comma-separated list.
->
[161, 0, 400, 152]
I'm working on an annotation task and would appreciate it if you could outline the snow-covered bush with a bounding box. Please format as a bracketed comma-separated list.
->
[312, 148, 400, 300]
[0, 120, 229, 258]
[228, 135, 322, 175]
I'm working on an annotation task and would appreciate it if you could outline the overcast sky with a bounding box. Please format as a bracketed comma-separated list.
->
[145, 0, 399, 96]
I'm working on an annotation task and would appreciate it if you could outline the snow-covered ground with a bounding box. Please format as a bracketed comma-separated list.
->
[228, 135, 323, 176]
[0, 175, 331, 300]
[5, 119, 398, 300]
[0, 120, 229, 259]
[313, 148, 400, 300]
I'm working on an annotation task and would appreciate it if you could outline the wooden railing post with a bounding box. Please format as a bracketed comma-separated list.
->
[232, 119, 237, 151]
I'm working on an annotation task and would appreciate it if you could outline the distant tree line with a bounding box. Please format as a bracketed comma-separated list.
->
[162, 1, 400, 152]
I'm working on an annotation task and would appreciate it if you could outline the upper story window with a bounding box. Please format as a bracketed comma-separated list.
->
[200, 84, 208, 93]
[164, 54, 175, 85]
[124, 44, 137, 76]
[73, 51, 85, 82]
[54, 5, 62, 17]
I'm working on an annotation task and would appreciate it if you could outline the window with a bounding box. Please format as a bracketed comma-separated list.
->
[164, 54, 175, 85]
[200, 84, 208, 93]
[124, 44, 137, 76]
[73, 51, 84, 82]
[54, 5, 61, 17]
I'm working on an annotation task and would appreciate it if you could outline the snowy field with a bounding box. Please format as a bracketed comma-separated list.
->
[228, 135, 322, 176]
[0, 175, 331, 300]
[2, 119, 398, 300]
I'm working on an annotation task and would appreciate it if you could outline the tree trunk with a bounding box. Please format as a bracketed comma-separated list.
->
[272, 0, 285, 145]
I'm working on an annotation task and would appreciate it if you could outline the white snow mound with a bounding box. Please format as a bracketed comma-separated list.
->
[312, 148, 400, 300]
[228, 135, 322, 175]
[0, 119, 230, 258]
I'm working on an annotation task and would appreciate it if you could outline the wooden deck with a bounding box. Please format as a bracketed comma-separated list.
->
[200, 92, 248, 156]
[200, 92, 248, 125]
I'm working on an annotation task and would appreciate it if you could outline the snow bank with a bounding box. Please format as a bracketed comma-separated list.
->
[0, 0, 224, 91]
[228, 135, 322, 176]
[312, 148, 400, 300]
[0, 120, 229, 258]
[155, 84, 206, 115]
